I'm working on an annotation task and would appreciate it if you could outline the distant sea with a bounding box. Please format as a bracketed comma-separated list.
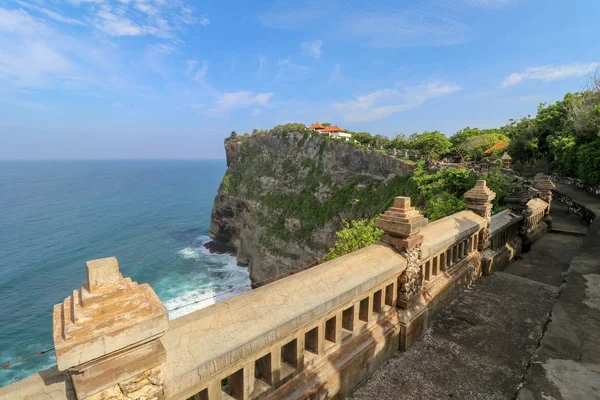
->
[0, 160, 250, 388]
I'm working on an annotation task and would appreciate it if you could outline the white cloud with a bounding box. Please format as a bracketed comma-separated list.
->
[276, 58, 311, 82]
[301, 40, 322, 59]
[15, 1, 86, 26]
[258, 2, 467, 48]
[334, 81, 462, 123]
[328, 64, 345, 84]
[192, 60, 209, 82]
[210, 91, 273, 114]
[94, 7, 144, 36]
[0, 7, 46, 34]
[199, 16, 210, 26]
[255, 56, 266, 79]
[502, 62, 600, 88]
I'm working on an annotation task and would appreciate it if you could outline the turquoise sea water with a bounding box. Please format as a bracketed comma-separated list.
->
[0, 160, 250, 388]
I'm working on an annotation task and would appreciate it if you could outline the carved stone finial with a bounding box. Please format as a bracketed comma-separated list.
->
[376, 196, 428, 251]
[376, 196, 428, 308]
[464, 180, 496, 252]
[505, 181, 530, 215]
[53, 257, 168, 399]
[533, 175, 555, 213]
[464, 180, 496, 220]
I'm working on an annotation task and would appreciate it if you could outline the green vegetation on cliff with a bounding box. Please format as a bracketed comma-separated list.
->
[321, 162, 514, 262]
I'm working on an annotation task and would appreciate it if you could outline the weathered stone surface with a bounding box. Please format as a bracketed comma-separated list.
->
[86, 257, 121, 293]
[349, 273, 558, 400]
[53, 258, 168, 371]
[84, 385, 124, 400]
[162, 244, 406, 399]
[517, 183, 600, 400]
[376, 196, 428, 242]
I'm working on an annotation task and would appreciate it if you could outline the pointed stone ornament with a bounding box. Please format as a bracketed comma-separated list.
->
[376, 196, 428, 251]
[533, 175, 556, 213]
[464, 180, 496, 220]
[376, 197, 428, 308]
[53, 257, 168, 399]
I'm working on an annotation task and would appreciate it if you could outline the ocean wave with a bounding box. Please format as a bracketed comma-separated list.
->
[166, 240, 250, 320]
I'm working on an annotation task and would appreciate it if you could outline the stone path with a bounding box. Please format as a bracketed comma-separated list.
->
[517, 184, 600, 400]
[350, 187, 595, 400]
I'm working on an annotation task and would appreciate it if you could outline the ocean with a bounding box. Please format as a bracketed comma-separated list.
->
[0, 160, 250, 388]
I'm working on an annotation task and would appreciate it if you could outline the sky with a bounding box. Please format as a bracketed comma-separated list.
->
[0, 0, 598, 159]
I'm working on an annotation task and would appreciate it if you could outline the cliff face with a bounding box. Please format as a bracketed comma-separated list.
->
[209, 130, 415, 284]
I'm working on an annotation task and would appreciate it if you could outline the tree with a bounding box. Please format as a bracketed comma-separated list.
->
[230, 131, 238, 140]
[322, 122, 332, 127]
[351, 132, 374, 146]
[321, 220, 383, 262]
[410, 131, 451, 161]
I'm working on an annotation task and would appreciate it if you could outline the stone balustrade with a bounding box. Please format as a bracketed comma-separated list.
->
[489, 210, 522, 252]
[0, 179, 553, 400]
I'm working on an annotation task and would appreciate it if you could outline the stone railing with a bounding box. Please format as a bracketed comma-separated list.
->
[163, 244, 405, 400]
[418, 212, 483, 292]
[553, 191, 595, 225]
[1, 180, 552, 400]
[551, 174, 600, 197]
[489, 210, 522, 252]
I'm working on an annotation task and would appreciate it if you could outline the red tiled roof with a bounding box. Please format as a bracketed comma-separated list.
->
[484, 140, 507, 154]
[309, 122, 325, 130]
[321, 125, 346, 133]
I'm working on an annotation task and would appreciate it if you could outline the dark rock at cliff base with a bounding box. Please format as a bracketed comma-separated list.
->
[209, 129, 415, 284]
[202, 240, 236, 255]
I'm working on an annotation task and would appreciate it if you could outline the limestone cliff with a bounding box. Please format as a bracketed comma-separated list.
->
[208, 129, 415, 284]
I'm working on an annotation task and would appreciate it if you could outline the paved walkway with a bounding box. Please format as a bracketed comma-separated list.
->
[517, 185, 600, 400]
[350, 184, 598, 400]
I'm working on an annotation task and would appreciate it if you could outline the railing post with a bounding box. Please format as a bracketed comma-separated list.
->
[464, 180, 496, 274]
[506, 180, 532, 252]
[53, 257, 168, 400]
[376, 196, 428, 309]
[533, 175, 556, 230]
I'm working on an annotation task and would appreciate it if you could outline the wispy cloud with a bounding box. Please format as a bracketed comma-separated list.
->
[301, 40, 322, 59]
[15, 1, 86, 26]
[257, 1, 467, 48]
[210, 91, 273, 115]
[334, 80, 462, 123]
[328, 64, 346, 84]
[276, 58, 311, 82]
[199, 16, 210, 26]
[192, 60, 209, 82]
[502, 62, 600, 88]
[255, 56, 266, 79]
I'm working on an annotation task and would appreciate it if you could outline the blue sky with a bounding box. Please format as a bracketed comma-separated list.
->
[0, 0, 598, 159]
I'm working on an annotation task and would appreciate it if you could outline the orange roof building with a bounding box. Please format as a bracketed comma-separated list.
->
[321, 125, 346, 133]
[309, 122, 325, 130]
[484, 140, 507, 155]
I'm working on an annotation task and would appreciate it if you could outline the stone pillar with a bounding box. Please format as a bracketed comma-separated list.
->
[533, 175, 556, 231]
[506, 180, 532, 252]
[53, 257, 169, 400]
[464, 180, 496, 274]
[464, 180, 496, 251]
[375, 196, 428, 309]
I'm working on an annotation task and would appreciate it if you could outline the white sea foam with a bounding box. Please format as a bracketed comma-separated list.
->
[165, 239, 251, 320]
[177, 247, 201, 259]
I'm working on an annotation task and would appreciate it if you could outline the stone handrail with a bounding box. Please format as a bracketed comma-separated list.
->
[163, 244, 406, 400]
[489, 210, 522, 252]
[525, 198, 547, 231]
[551, 174, 600, 197]
[418, 211, 485, 288]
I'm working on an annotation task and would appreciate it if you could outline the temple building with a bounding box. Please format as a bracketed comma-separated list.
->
[321, 125, 352, 141]
[308, 122, 325, 131]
